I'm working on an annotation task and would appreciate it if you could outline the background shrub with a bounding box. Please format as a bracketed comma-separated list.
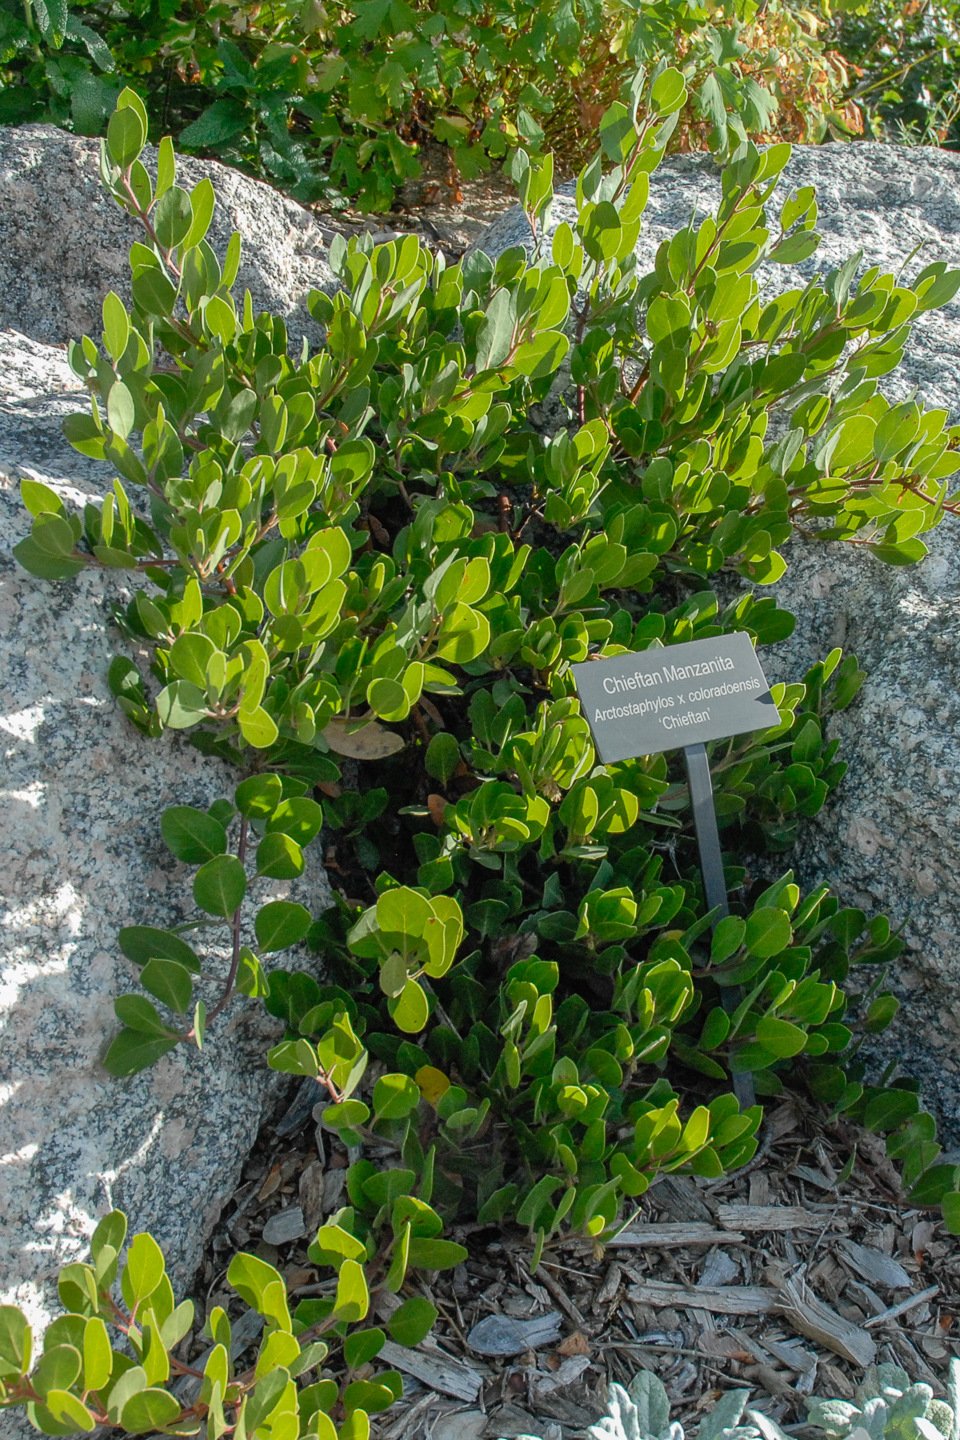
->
[6, 0, 958, 210]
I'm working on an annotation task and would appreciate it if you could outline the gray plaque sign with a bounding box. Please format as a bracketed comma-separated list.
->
[571, 632, 779, 764]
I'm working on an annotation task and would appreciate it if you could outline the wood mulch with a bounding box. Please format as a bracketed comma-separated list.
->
[190, 1085, 960, 1440]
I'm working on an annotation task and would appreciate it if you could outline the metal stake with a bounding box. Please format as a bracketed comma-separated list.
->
[683, 742, 756, 1111]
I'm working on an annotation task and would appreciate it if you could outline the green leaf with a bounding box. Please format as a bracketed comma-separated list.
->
[12, 533, 85, 581]
[650, 66, 687, 116]
[156, 680, 209, 730]
[82, 1317, 112, 1391]
[114, 994, 175, 1036]
[20, 478, 64, 518]
[941, 1191, 960, 1235]
[769, 231, 819, 265]
[118, 926, 201, 973]
[512, 330, 569, 380]
[389, 977, 429, 1033]
[107, 382, 135, 441]
[140, 958, 193, 1014]
[744, 907, 791, 958]
[179, 99, 247, 148]
[367, 676, 408, 720]
[227, 1253, 291, 1330]
[435, 603, 489, 663]
[33, 0, 68, 44]
[160, 806, 227, 864]
[169, 632, 216, 688]
[269, 1037, 319, 1077]
[579, 200, 621, 263]
[424, 732, 460, 785]
[154, 186, 193, 249]
[106, 102, 146, 168]
[377, 886, 432, 937]
[132, 266, 178, 317]
[182, 177, 216, 250]
[406, 1238, 468, 1270]
[711, 915, 745, 965]
[156, 135, 175, 198]
[344, 1327, 385, 1368]
[475, 287, 516, 372]
[238, 705, 280, 748]
[254, 900, 312, 952]
[120, 1388, 181, 1433]
[754, 1015, 807, 1059]
[256, 832, 305, 879]
[309, 1223, 367, 1267]
[387, 1296, 437, 1347]
[36, 1390, 95, 1433]
[193, 855, 246, 917]
[265, 797, 324, 847]
[102, 1029, 178, 1076]
[102, 292, 130, 361]
[373, 1073, 421, 1120]
[235, 774, 283, 819]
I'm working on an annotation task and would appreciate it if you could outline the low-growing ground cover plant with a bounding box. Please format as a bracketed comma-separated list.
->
[7, 78, 960, 1435]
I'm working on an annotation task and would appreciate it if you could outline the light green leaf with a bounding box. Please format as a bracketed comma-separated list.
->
[156, 680, 209, 730]
[389, 977, 429, 1033]
[334, 1259, 369, 1322]
[121, 1233, 165, 1306]
[256, 832, 305, 879]
[235, 774, 283, 819]
[373, 1073, 421, 1120]
[387, 1296, 437, 1347]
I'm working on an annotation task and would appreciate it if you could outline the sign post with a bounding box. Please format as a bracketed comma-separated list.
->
[571, 632, 782, 1111]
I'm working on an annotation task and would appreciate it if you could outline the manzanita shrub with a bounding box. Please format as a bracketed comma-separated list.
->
[8, 77, 960, 1434]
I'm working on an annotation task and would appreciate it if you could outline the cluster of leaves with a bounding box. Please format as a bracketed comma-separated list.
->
[9, 79, 960, 1433]
[579, 1361, 960, 1440]
[0, 1207, 449, 1436]
[0, 0, 873, 211]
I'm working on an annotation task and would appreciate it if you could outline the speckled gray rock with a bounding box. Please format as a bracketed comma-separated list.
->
[0, 124, 336, 348]
[481, 144, 960, 1132]
[0, 329, 331, 1337]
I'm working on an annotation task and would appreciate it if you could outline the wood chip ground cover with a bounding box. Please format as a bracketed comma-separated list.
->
[192, 1090, 960, 1439]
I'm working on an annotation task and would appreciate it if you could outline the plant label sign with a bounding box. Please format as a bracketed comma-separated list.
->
[571, 632, 779, 764]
